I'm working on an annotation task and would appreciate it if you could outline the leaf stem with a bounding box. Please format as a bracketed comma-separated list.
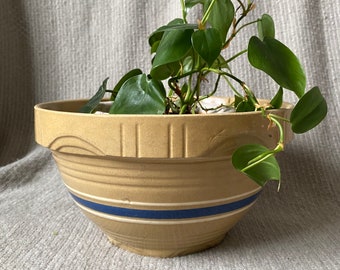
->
[241, 114, 286, 173]
[241, 151, 275, 172]
[223, 19, 259, 49]
[225, 49, 247, 64]
[236, 0, 246, 14]
[267, 113, 290, 123]
[180, 0, 188, 23]
[223, 2, 256, 49]
[236, 19, 260, 34]
[202, 67, 259, 106]
[199, 73, 221, 100]
[201, 0, 217, 26]
[268, 113, 285, 144]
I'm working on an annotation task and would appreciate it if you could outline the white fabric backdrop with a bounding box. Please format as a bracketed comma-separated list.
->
[1, 0, 339, 269]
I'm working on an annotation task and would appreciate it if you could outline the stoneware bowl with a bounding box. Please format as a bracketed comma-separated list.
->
[34, 98, 293, 257]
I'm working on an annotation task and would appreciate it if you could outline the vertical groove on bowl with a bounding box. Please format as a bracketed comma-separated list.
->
[168, 123, 187, 158]
[119, 123, 124, 157]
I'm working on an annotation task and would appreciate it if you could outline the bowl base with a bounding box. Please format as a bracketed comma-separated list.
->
[107, 234, 226, 258]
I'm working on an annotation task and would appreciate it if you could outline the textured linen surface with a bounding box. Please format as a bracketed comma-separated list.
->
[1, 0, 339, 269]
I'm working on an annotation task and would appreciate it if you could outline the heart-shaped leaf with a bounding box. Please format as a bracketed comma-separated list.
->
[149, 18, 184, 51]
[149, 21, 197, 53]
[150, 20, 194, 80]
[232, 144, 280, 186]
[191, 28, 222, 67]
[290, 86, 327, 133]
[248, 36, 306, 98]
[109, 74, 166, 114]
[111, 69, 143, 100]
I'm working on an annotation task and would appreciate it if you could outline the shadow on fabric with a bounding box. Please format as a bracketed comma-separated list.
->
[0, 0, 35, 166]
[212, 144, 340, 252]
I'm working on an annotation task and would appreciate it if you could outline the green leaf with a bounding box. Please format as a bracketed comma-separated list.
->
[182, 56, 193, 74]
[111, 69, 143, 100]
[234, 95, 243, 108]
[150, 40, 161, 54]
[290, 86, 327, 133]
[109, 74, 166, 114]
[248, 36, 306, 98]
[235, 98, 255, 112]
[204, 0, 235, 42]
[79, 78, 109, 113]
[150, 20, 194, 80]
[148, 18, 184, 52]
[232, 144, 280, 186]
[258, 14, 275, 40]
[270, 86, 283, 109]
[191, 28, 222, 67]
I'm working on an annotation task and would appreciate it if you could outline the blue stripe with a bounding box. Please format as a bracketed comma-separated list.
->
[70, 192, 260, 220]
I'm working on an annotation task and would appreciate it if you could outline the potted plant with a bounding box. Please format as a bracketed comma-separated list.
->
[35, 0, 327, 257]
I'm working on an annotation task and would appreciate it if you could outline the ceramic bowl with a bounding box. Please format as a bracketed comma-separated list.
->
[35, 98, 293, 257]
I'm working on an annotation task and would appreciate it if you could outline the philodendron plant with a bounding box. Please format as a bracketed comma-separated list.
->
[80, 0, 327, 188]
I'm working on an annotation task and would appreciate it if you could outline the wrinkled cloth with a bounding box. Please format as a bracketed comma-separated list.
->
[1, 1, 339, 269]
